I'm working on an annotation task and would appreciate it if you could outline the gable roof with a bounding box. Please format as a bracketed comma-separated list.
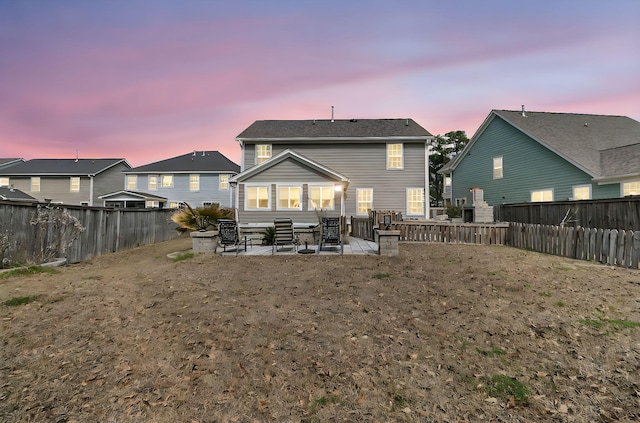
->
[442, 110, 640, 179]
[98, 190, 168, 201]
[236, 119, 432, 142]
[230, 149, 350, 184]
[0, 187, 37, 201]
[0, 158, 130, 176]
[0, 158, 25, 169]
[127, 151, 240, 174]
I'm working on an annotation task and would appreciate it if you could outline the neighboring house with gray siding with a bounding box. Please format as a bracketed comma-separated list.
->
[0, 187, 36, 202]
[121, 151, 240, 209]
[0, 158, 131, 206]
[231, 118, 434, 225]
[440, 109, 640, 206]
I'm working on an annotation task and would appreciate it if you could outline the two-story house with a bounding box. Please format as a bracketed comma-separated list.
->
[440, 109, 640, 206]
[230, 118, 434, 226]
[110, 151, 240, 209]
[0, 158, 131, 206]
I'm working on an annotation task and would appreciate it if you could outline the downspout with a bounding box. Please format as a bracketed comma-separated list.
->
[89, 174, 95, 206]
[425, 140, 431, 220]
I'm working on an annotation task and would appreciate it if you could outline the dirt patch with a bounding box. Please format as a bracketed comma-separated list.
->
[1, 238, 640, 422]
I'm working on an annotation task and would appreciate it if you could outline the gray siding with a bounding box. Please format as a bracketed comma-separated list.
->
[130, 173, 234, 207]
[452, 118, 621, 206]
[242, 141, 427, 217]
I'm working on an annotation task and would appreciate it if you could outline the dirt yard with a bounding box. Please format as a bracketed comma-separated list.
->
[1, 237, 639, 422]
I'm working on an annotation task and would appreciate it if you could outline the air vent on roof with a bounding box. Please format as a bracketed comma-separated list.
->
[521, 105, 526, 117]
[350, 119, 358, 122]
[331, 105, 335, 122]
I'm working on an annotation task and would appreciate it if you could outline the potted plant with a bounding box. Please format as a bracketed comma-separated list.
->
[170, 203, 234, 253]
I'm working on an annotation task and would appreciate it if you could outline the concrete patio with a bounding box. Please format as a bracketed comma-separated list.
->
[219, 236, 378, 256]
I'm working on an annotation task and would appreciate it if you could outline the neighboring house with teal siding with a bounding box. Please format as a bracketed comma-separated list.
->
[116, 151, 240, 209]
[231, 118, 434, 226]
[440, 109, 640, 207]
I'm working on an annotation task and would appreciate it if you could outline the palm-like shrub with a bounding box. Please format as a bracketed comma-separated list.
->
[170, 203, 234, 232]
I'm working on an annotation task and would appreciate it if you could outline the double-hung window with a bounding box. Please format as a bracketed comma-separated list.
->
[277, 185, 301, 210]
[309, 185, 334, 210]
[572, 185, 591, 200]
[493, 156, 503, 179]
[387, 143, 403, 169]
[406, 188, 424, 216]
[189, 174, 200, 192]
[126, 175, 137, 190]
[623, 181, 640, 196]
[246, 185, 270, 210]
[162, 175, 173, 188]
[31, 177, 40, 192]
[219, 174, 229, 190]
[531, 189, 553, 202]
[70, 177, 80, 192]
[356, 188, 373, 216]
[148, 175, 158, 191]
[256, 145, 272, 164]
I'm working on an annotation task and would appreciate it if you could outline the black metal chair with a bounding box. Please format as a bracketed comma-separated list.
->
[273, 218, 298, 253]
[218, 219, 251, 254]
[318, 216, 343, 254]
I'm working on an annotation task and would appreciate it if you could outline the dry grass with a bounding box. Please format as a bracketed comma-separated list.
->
[1, 237, 639, 422]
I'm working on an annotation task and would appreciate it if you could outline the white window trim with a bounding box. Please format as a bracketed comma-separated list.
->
[126, 175, 137, 190]
[31, 177, 40, 192]
[255, 144, 272, 165]
[219, 174, 229, 190]
[276, 184, 303, 211]
[0, 177, 9, 187]
[308, 184, 335, 211]
[571, 184, 592, 200]
[148, 175, 158, 191]
[406, 187, 425, 216]
[531, 188, 554, 202]
[386, 143, 404, 170]
[161, 174, 174, 188]
[70, 176, 80, 192]
[189, 174, 200, 192]
[493, 156, 503, 180]
[245, 184, 271, 210]
[356, 188, 373, 216]
[622, 180, 640, 197]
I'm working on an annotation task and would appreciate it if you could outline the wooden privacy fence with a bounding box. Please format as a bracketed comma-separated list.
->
[509, 223, 640, 269]
[0, 202, 181, 264]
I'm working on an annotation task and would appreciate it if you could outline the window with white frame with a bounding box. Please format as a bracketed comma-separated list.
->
[146, 201, 159, 208]
[148, 175, 158, 191]
[356, 188, 373, 215]
[309, 185, 334, 210]
[406, 188, 424, 216]
[31, 177, 40, 192]
[246, 185, 270, 210]
[531, 189, 553, 202]
[0, 177, 9, 187]
[70, 177, 80, 192]
[256, 145, 272, 164]
[493, 156, 503, 179]
[161, 175, 173, 188]
[277, 185, 301, 210]
[169, 201, 181, 209]
[572, 184, 591, 200]
[219, 174, 229, 190]
[387, 143, 403, 169]
[623, 181, 640, 196]
[189, 174, 200, 191]
[126, 175, 137, 190]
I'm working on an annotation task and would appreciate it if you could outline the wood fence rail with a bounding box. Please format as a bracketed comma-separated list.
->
[1, 201, 181, 265]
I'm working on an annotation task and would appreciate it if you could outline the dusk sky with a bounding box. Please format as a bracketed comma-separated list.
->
[1, 1, 639, 167]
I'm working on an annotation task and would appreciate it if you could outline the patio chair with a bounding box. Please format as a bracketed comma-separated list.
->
[218, 219, 251, 254]
[273, 218, 298, 253]
[317, 216, 343, 254]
